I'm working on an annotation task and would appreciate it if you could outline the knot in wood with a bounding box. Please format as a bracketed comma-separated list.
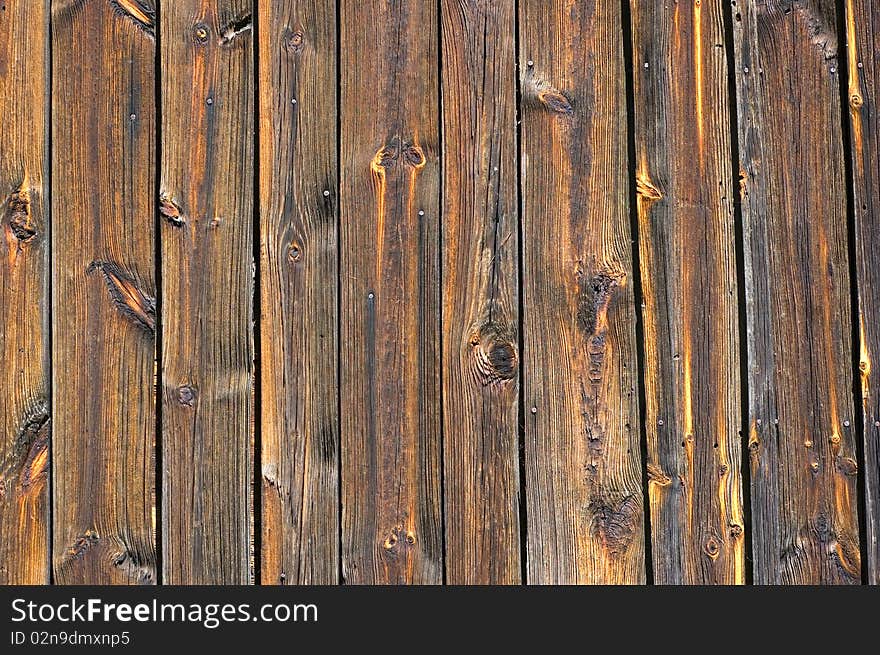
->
[382, 526, 415, 555]
[192, 23, 210, 45]
[589, 494, 640, 556]
[285, 28, 305, 54]
[4, 188, 35, 242]
[703, 534, 721, 560]
[468, 326, 518, 386]
[159, 193, 184, 227]
[177, 385, 196, 407]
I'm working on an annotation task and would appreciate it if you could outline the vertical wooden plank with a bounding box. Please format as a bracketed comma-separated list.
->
[258, 0, 338, 584]
[340, 0, 442, 584]
[161, 0, 254, 584]
[630, 0, 744, 583]
[846, 0, 880, 584]
[520, 0, 645, 584]
[0, 0, 49, 585]
[733, 0, 861, 584]
[440, 0, 520, 584]
[52, 0, 157, 584]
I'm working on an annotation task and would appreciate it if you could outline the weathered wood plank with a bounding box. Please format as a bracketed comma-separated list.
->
[846, 0, 880, 584]
[519, 0, 645, 584]
[440, 0, 520, 584]
[732, 0, 861, 584]
[161, 0, 254, 584]
[51, 0, 157, 584]
[0, 0, 49, 585]
[258, 0, 338, 585]
[630, 0, 745, 584]
[339, 0, 442, 584]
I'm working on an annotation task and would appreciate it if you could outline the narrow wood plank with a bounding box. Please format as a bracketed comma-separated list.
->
[161, 1, 254, 584]
[630, 0, 744, 584]
[52, 0, 157, 584]
[732, 0, 861, 584]
[339, 0, 442, 584]
[846, 0, 880, 584]
[258, 0, 338, 584]
[440, 0, 520, 584]
[0, 0, 49, 585]
[520, 0, 645, 584]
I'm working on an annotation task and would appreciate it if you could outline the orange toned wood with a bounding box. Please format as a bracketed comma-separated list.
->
[0, 0, 49, 585]
[52, 0, 157, 584]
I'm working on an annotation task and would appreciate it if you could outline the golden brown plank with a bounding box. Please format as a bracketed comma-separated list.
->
[630, 0, 745, 584]
[161, 1, 254, 584]
[339, 0, 442, 584]
[440, 0, 520, 584]
[846, 0, 880, 584]
[51, 0, 157, 584]
[258, 0, 338, 584]
[519, 0, 645, 583]
[733, 0, 861, 584]
[0, 0, 49, 585]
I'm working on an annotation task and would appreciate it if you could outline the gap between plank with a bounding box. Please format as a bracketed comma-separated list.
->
[721, 0, 755, 585]
[153, 0, 164, 585]
[619, 0, 654, 585]
[46, 0, 55, 586]
[513, 0, 529, 586]
[335, 0, 344, 586]
[834, 0, 870, 585]
[251, 0, 263, 586]
[436, 0, 448, 586]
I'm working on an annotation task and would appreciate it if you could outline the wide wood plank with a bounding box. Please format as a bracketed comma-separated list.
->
[339, 0, 442, 584]
[846, 0, 880, 584]
[440, 0, 520, 584]
[520, 0, 645, 584]
[0, 0, 49, 585]
[258, 0, 338, 585]
[161, 0, 254, 584]
[630, 0, 744, 584]
[732, 0, 861, 584]
[52, 0, 157, 584]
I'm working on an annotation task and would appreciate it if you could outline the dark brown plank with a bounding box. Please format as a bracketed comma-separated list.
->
[258, 0, 338, 584]
[51, 0, 157, 584]
[630, 0, 745, 583]
[520, 0, 645, 583]
[339, 0, 442, 584]
[161, 1, 254, 584]
[440, 0, 520, 584]
[846, 0, 880, 584]
[732, 0, 861, 584]
[0, 0, 49, 585]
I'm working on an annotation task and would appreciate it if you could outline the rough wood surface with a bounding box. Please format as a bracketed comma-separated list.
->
[440, 0, 520, 584]
[733, 0, 861, 584]
[258, 0, 339, 585]
[519, 0, 645, 584]
[161, 0, 254, 584]
[339, 0, 442, 584]
[51, 0, 157, 584]
[0, 0, 49, 585]
[846, 0, 880, 584]
[631, 0, 744, 584]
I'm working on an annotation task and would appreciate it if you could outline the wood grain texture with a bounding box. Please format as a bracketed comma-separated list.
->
[258, 0, 338, 585]
[161, 0, 254, 584]
[846, 0, 880, 584]
[0, 0, 49, 585]
[339, 0, 442, 584]
[51, 0, 157, 584]
[630, 0, 744, 584]
[520, 0, 645, 584]
[732, 0, 861, 584]
[440, 0, 520, 584]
